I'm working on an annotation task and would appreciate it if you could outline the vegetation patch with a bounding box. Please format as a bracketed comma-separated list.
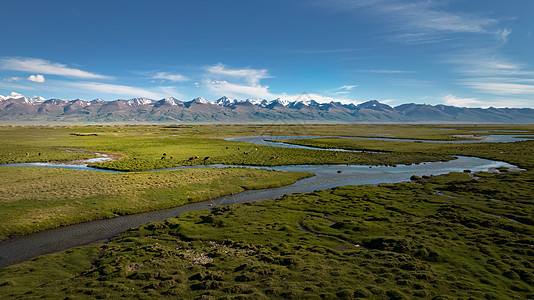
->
[0, 171, 532, 299]
[0, 124, 533, 298]
[0, 167, 311, 239]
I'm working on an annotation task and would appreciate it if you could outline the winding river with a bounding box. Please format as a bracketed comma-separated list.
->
[227, 134, 534, 146]
[0, 134, 528, 268]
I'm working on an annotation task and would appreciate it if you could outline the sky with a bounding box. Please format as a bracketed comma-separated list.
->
[1, 0, 534, 108]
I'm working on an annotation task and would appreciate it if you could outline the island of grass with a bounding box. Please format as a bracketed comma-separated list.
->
[0, 167, 312, 240]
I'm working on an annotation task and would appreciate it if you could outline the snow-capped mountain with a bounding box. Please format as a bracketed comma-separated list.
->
[155, 97, 184, 107]
[215, 96, 235, 106]
[128, 98, 154, 106]
[0, 94, 532, 124]
[190, 97, 211, 105]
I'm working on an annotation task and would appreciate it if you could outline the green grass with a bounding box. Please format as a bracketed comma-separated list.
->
[2, 124, 532, 171]
[279, 136, 534, 169]
[0, 124, 533, 298]
[0, 125, 469, 171]
[0, 171, 532, 299]
[0, 167, 311, 240]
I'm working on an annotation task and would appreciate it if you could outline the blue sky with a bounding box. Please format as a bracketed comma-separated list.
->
[1, 0, 533, 108]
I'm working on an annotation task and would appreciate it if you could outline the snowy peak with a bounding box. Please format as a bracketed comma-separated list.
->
[128, 98, 154, 106]
[215, 96, 235, 106]
[0, 92, 47, 104]
[1, 92, 25, 101]
[271, 98, 291, 107]
[288, 99, 321, 109]
[245, 99, 269, 107]
[156, 97, 183, 106]
[43, 99, 66, 105]
[191, 97, 211, 105]
[69, 99, 90, 106]
[1, 95, 532, 123]
[21, 97, 38, 104]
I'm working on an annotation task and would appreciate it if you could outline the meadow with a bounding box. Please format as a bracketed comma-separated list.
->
[0, 124, 471, 238]
[0, 124, 533, 299]
[0, 167, 311, 240]
[0, 169, 532, 299]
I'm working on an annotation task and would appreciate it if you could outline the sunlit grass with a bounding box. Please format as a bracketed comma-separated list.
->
[1, 170, 532, 298]
[0, 167, 311, 239]
[0, 124, 533, 298]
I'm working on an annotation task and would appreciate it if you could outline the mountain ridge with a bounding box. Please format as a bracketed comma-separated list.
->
[1, 95, 533, 124]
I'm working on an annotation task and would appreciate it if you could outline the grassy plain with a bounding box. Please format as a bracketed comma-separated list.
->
[0, 124, 533, 299]
[0, 124, 477, 238]
[0, 167, 311, 240]
[2, 124, 533, 168]
[0, 171, 532, 299]
[1, 125, 458, 171]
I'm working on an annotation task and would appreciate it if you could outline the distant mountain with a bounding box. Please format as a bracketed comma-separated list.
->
[0, 95, 532, 124]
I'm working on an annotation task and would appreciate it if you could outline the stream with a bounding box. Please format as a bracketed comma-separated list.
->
[0, 135, 526, 268]
[227, 134, 534, 146]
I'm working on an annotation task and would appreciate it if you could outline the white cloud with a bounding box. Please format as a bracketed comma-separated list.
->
[320, 0, 498, 43]
[462, 81, 534, 95]
[207, 80, 272, 99]
[4, 77, 24, 82]
[484, 98, 534, 108]
[495, 28, 512, 43]
[336, 85, 358, 90]
[152, 72, 189, 82]
[448, 49, 534, 97]
[0, 92, 28, 101]
[0, 57, 110, 79]
[442, 94, 484, 107]
[27, 74, 45, 83]
[204, 63, 354, 103]
[204, 63, 273, 99]
[4, 75, 45, 82]
[449, 51, 532, 77]
[205, 79, 354, 103]
[206, 63, 270, 85]
[62, 81, 171, 99]
[442, 94, 533, 108]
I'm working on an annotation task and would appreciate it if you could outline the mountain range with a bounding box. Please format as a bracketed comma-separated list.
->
[1, 94, 533, 124]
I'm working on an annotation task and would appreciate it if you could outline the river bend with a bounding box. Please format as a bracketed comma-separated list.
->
[0, 136, 524, 267]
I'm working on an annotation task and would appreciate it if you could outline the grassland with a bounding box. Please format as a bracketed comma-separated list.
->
[2, 124, 533, 168]
[0, 124, 533, 299]
[279, 136, 534, 169]
[0, 125, 467, 172]
[0, 167, 311, 240]
[0, 124, 470, 238]
[0, 169, 532, 299]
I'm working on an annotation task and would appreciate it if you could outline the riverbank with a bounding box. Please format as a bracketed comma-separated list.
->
[0, 167, 312, 241]
[0, 155, 516, 267]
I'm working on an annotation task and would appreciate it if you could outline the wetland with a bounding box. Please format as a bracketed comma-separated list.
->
[0, 124, 533, 299]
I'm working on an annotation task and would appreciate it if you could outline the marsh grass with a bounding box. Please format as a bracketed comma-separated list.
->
[2, 124, 532, 171]
[0, 124, 533, 298]
[0, 167, 311, 239]
[0, 171, 532, 299]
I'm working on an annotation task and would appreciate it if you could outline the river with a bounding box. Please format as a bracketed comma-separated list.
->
[0, 135, 526, 267]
